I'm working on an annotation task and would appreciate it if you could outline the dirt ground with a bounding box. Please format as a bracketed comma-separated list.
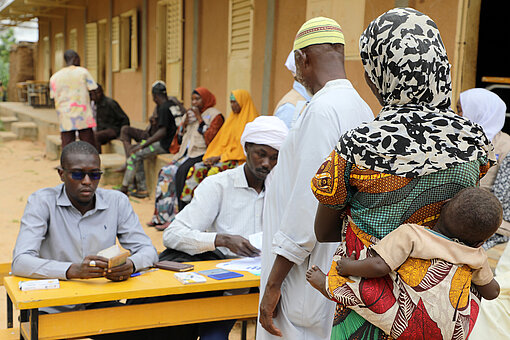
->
[0, 139, 255, 339]
[0, 140, 164, 263]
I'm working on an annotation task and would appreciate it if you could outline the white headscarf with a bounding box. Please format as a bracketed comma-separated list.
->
[240, 116, 289, 154]
[284, 51, 296, 76]
[460, 88, 507, 141]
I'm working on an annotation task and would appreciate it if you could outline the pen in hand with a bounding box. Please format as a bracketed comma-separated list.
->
[130, 268, 158, 277]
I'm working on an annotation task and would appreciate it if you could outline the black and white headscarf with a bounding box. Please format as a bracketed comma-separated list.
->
[337, 8, 495, 177]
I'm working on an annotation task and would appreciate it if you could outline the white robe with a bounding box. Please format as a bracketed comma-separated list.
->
[257, 79, 374, 340]
[469, 241, 510, 339]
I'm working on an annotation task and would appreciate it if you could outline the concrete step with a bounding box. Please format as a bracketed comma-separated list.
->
[102, 139, 125, 155]
[99, 153, 126, 186]
[45, 134, 61, 161]
[0, 116, 18, 130]
[11, 121, 38, 141]
[0, 131, 18, 142]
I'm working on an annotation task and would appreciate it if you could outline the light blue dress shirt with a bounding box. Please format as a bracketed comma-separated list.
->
[12, 184, 158, 280]
[274, 81, 312, 128]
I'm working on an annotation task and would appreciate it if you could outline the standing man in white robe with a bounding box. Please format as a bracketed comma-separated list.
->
[258, 17, 374, 340]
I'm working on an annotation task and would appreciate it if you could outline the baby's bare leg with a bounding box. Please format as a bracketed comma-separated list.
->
[306, 265, 329, 299]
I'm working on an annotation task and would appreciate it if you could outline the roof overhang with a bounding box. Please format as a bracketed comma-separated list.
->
[0, 0, 80, 25]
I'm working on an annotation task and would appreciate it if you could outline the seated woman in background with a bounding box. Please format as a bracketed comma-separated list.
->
[457, 88, 510, 246]
[180, 89, 259, 206]
[148, 87, 223, 230]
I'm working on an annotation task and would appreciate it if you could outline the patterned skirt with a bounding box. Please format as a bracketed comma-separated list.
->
[151, 156, 204, 225]
[150, 159, 185, 225]
[328, 219, 480, 340]
[180, 160, 241, 203]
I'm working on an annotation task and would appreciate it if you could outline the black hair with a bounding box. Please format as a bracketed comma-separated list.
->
[64, 49, 79, 64]
[60, 141, 99, 168]
[443, 187, 503, 246]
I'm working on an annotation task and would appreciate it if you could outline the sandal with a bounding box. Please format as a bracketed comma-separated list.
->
[155, 222, 171, 231]
[130, 190, 149, 199]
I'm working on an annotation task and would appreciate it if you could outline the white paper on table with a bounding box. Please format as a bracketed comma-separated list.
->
[216, 256, 262, 275]
[248, 231, 263, 250]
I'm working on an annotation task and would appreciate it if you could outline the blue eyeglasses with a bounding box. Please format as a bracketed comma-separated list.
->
[63, 169, 103, 180]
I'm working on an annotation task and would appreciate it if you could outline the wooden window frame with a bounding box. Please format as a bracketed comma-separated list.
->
[119, 9, 138, 72]
[155, 0, 183, 99]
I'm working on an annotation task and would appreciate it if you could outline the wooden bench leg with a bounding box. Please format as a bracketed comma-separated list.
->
[241, 320, 247, 340]
[7, 293, 13, 328]
[19, 310, 28, 340]
[29, 309, 38, 340]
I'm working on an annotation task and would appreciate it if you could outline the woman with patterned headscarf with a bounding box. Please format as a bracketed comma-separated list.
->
[179, 89, 259, 207]
[310, 8, 495, 339]
[149, 87, 223, 230]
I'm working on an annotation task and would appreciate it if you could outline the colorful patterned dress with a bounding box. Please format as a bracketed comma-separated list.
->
[312, 151, 491, 339]
[312, 8, 497, 339]
[180, 160, 241, 203]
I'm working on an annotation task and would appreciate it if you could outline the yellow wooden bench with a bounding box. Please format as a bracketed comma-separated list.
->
[4, 260, 259, 339]
[0, 262, 18, 337]
[0, 327, 19, 339]
[0, 262, 10, 286]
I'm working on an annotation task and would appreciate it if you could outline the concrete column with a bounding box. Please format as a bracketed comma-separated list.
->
[191, 0, 200, 91]
[261, 0, 275, 115]
[107, 0, 113, 97]
[142, 0, 147, 121]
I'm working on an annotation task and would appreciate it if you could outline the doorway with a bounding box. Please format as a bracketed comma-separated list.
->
[476, 0, 510, 133]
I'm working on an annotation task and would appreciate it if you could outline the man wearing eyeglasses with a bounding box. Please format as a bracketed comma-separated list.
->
[11, 141, 158, 313]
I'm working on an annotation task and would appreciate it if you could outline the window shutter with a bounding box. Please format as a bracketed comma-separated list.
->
[85, 22, 98, 82]
[166, 0, 182, 64]
[165, 0, 183, 99]
[230, 0, 253, 56]
[119, 15, 130, 70]
[227, 0, 253, 97]
[54, 33, 65, 71]
[112, 16, 120, 72]
[69, 28, 78, 52]
[43, 36, 50, 80]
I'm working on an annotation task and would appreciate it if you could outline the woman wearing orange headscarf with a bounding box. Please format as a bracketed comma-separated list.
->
[149, 87, 224, 229]
[180, 89, 259, 205]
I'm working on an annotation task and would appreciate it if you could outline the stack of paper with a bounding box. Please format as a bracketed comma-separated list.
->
[216, 257, 262, 275]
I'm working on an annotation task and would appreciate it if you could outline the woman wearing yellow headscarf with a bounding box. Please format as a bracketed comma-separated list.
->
[180, 89, 259, 206]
